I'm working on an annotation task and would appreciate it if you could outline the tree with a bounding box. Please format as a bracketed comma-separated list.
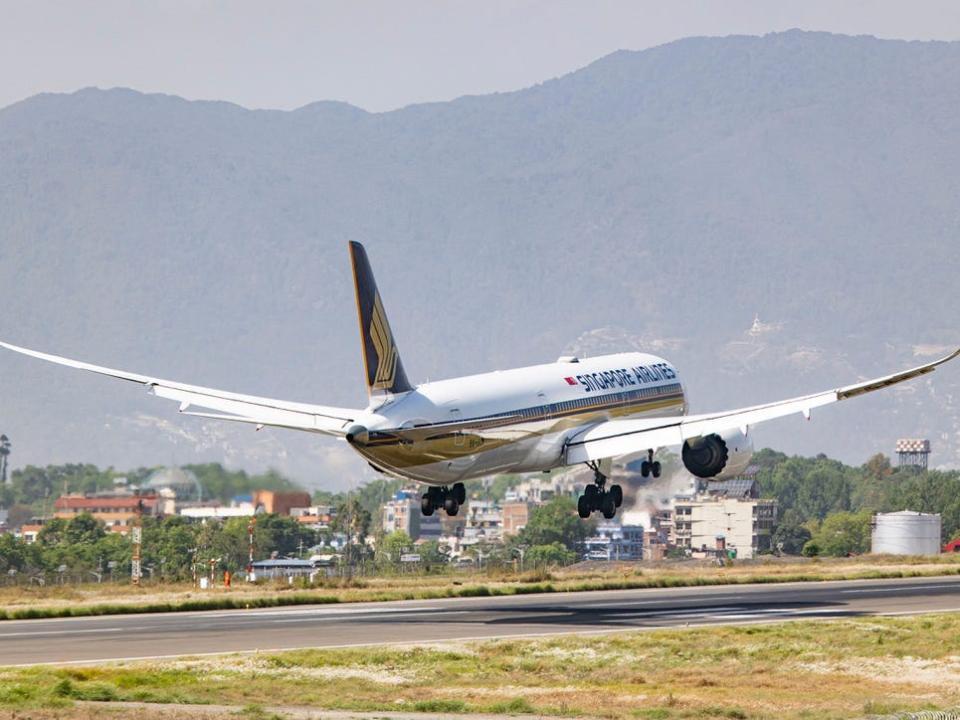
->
[37, 517, 67, 546]
[0, 532, 39, 572]
[887, 471, 960, 543]
[332, 496, 372, 543]
[417, 539, 448, 568]
[796, 463, 851, 521]
[807, 511, 871, 557]
[65, 513, 106, 546]
[771, 509, 812, 555]
[145, 515, 199, 579]
[516, 496, 594, 552]
[377, 531, 413, 565]
[525, 542, 576, 568]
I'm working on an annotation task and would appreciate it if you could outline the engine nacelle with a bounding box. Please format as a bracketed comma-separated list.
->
[681, 429, 754, 480]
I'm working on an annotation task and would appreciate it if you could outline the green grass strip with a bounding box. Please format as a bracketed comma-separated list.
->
[0, 566, 956, 621]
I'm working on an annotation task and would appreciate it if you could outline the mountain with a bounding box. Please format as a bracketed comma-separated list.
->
[1, 30, 959, 489]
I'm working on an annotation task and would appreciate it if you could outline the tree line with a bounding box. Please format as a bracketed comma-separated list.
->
[0, 512, 318, 581]
[755, 449, 960, 556]
[0, 462, 302, 530]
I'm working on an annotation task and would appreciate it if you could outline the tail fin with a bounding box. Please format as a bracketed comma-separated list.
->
[348, 241, 413, 396]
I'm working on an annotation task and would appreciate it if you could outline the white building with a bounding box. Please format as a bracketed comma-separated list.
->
[382, 489, 442, 541]
[179, 502, 255, 519]
[672, 495, 776, 559]
[584, 522, 644, 561]
[463, 499, 503, 543]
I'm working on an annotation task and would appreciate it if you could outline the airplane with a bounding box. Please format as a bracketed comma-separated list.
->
[2, 241, 957, 521]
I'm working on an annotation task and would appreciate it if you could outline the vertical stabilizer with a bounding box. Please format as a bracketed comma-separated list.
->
[348, 241, 413, 396]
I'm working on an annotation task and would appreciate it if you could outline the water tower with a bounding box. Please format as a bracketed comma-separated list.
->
[895, 439, 930, 470]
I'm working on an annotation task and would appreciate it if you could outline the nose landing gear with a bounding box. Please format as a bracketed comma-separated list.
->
[421, 482, 466, 516]
[578, 461, 623, 520]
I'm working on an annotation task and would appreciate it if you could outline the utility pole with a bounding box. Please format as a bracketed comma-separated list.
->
[188, 547, 198, 587]
[247, 517, 256, 581]
[131, 494, 143, 586]
[209, 557, 221, 585]
[0, 435, 10, 486]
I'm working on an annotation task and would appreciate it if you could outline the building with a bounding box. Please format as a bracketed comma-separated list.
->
[250, 558, 316, 580]
[381, 489, 444, 542]
[179, 502, 255, 519]
[179, 489, 313, 520]
[506, 469, 583, 504]
[672, 493, 776, 559]
[502, 502, 533, 537]
[54, 493, 161, 528]
[463, 499, 503, 543]
[641, 509, 674, 560]
[291, 505, 335, 530]
[382, 490, 421, 539]
[252, 490, 312, 516]
[584, 522, 644, 561]
[704, 477, 760, 500]
[17, 524, 43, 544]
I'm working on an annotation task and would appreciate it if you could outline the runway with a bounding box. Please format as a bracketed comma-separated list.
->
[2, 575, 959, 666]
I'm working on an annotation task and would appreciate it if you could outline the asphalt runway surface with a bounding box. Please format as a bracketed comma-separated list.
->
[2, 575, 959, 666]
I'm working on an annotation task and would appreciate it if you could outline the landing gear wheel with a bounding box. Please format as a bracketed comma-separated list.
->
[443, 496, 460, 516]
[601, 493, 617, 519]
[584, 484, 598, 499]
[640, 460, 651, 478]
[421, 494, 434, 516]
[651, 461, 662, 478]
[610, 484, 623, 508]
[577, 494, 591, 519]
[452, 482, 466, 505]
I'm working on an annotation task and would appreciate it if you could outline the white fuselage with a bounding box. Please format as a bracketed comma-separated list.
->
[346, 352, 686, 485]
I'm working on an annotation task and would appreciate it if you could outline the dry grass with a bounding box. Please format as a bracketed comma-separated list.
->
[1, 554, 958, 620]
[2, 613, 960, 718]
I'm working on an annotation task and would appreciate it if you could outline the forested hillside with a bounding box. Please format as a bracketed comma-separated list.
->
[2, 30, 959, 485]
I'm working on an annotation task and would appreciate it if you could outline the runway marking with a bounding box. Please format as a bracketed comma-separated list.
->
[840, 584, 960, 594]
[579, 596, 751, 608]
[0, 627, 123, 639]
[268, 610, 470, 624]
[203, 605, 447, 619]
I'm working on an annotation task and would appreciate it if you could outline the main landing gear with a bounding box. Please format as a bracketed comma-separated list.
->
[640, 448, 661, 479]
[421, 482, 466, 517]
[578, 462, 623, 520]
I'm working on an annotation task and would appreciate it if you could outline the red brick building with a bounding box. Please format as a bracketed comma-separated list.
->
[54, 494, 160, 528]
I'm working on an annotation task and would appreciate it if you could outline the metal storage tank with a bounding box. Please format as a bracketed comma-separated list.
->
[871, 511, 941, 556]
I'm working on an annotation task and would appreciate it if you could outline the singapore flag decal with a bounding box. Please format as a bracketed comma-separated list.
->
[564, 377, 578, 386]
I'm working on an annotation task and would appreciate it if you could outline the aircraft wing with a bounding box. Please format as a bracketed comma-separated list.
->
[564, 347, 960, 465]
[0, 341, 360, 436]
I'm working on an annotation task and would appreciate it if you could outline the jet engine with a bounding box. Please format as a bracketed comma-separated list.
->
[681, 429, 754, 480]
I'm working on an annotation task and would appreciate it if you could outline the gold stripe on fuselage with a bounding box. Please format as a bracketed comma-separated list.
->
[356, 389, 685, 470]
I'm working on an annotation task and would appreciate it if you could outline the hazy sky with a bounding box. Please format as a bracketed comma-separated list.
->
[3, 1, 960, 112]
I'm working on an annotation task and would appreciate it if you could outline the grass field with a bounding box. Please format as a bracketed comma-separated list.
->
[1, 613, 959, 719]
[1, 554, 959, 621]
